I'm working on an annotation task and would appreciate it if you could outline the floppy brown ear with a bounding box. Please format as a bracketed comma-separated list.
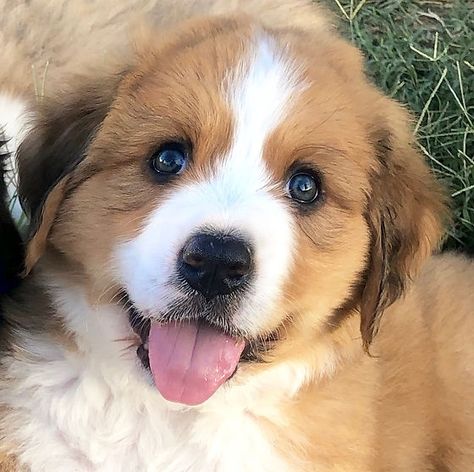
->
[360, 101, 449, 350]
[18, 76, 123, 274]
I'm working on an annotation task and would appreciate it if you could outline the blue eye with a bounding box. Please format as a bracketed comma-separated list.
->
[150, 142, 187, 175]
[287, 172, 320, 204]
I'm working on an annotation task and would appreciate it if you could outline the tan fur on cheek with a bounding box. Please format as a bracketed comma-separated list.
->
[283, 212, 369, 334]
[48, 168, 165, 299]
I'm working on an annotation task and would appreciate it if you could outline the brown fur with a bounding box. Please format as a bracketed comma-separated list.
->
[1, 1, 473, 471]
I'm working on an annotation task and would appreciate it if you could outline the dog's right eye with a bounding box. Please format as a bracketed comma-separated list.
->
[287, 172, 321, 204]
[150, 142, 188, 176]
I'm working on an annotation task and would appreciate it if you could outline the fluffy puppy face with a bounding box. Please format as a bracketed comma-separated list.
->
[18, 17, 446, 405]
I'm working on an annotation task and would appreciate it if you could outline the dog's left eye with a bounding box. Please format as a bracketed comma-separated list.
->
[287, 172, 320, 204]
[150, 142, 187, 175]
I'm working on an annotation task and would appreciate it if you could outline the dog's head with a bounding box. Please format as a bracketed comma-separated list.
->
[18, 15, 447, 405]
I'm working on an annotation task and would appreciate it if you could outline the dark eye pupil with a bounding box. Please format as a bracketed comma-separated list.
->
[288, 173, 319, 203]
[157, 150, 184, 173]
[150, 143, 186, 175]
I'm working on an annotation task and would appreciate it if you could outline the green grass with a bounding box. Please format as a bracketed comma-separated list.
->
[322, 0, 474, 251]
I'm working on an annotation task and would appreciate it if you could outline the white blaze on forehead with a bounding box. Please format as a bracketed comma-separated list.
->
[116, 37, 305, 335]
[223, 36, 303, 190]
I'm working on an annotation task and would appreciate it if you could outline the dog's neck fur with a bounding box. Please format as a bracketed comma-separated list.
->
[0, 262, 360, 471]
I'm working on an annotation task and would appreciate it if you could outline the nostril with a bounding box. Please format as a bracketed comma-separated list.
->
[226, 262, 250, 278]
[182, 252, 205, 269]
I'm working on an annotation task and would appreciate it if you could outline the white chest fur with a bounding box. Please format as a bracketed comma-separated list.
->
[1, 285, 301, 471]
[2, 341, 294, 472]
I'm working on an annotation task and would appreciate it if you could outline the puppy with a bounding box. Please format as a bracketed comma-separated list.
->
[1, 1, 474, 471]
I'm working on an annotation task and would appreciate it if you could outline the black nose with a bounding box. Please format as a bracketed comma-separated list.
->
[178, 233, 253, 298]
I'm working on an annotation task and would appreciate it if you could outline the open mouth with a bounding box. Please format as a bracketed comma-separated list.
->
[122, 291, 279, 406]
[125, 297, 247, 405]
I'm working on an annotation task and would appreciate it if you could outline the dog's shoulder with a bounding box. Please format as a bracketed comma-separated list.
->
[416, 252, 474, 305]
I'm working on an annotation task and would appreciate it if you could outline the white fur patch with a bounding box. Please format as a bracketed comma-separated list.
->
[116, 37, 304, 336]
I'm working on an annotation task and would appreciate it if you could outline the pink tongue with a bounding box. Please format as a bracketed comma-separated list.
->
[148, 321, 245, 405]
